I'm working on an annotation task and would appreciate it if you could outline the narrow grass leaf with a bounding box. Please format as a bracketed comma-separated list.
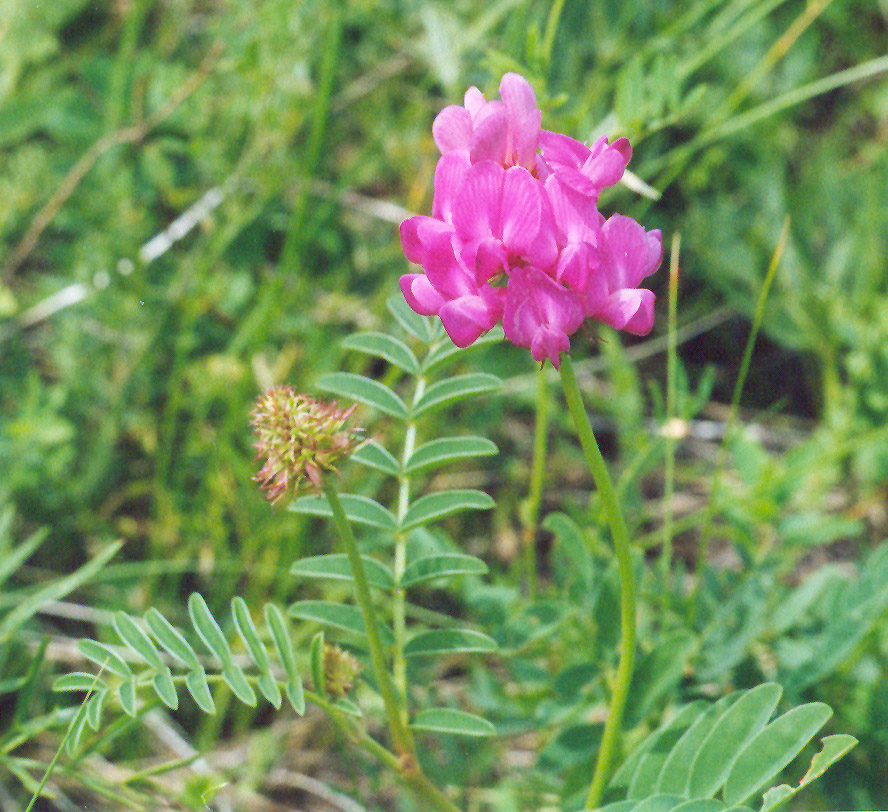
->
[317, 372, 407, 419]
[401, 490, 494, 531]
[152, 668, 179, 710]
[688, 683, 782, 798]
[401, 553, 488, 587]
[759, 735, 857, 812]
[0, 527, 46, 587]
[405, 437, 498, 474]
[290, 600, 394, 644]
[387, 294, 435, 342]
[411, 708, 495, 737]
[412, 374, 501, 418]
[78, 640, 133, 680]
[290, 494, 397, 530]
[291, 553, 395, 590]
[144, 609, 200, 669]
[113, 612, 165, 670]
[404, 629, 498, 656]
[351, 440, 400, 476]
[723, 703, 833, 805]
[342, 332, 419, 374]
[188, 593, 234, 664]
[185, 668, 215, 714]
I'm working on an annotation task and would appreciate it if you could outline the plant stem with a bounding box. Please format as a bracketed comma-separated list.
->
[661, 234, 681, 597]
[322, 478, 415, 759]
[521, 366, 550, 597]
[558, 355, 637, 810]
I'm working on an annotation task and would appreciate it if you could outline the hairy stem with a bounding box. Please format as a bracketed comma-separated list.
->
[559, 355, 637, 810]
[322, 479, 415, 759]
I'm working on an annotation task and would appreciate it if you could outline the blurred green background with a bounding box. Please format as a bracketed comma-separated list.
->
[1, 0, 887, 809]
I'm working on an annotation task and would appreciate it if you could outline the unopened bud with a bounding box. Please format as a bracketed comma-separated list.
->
[323, 643, 361, 698]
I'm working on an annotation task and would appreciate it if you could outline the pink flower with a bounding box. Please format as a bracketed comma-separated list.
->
[400, 73, 662, 369]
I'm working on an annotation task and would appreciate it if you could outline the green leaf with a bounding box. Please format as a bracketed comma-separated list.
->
[658, 694, 744, 795]
[310, 631, 326, 700]
[336, 697, 363, 717]
[114, 612, 165, 670]
[412, 374, 500, 418]
[232, 597, 272, 673]
[387, 295, 435, 342]
[404, 629, 498, 657]
[0, 527, 46, 587]
[185, 668, 215, 714]
[316, 372, 407, 419]
[289, 600, 393, 644]
[264, 603, 305, 715]
[411, 708, 496, 737]
[53, 673, 108, 693]
[290, 494, 397, 530]
[759, 735, 857, 812]
[222, 665, 256, 706]
[66, 706, 89, 755]
[401, 489, 494, 531]
[258, 673, 283, 710]
[401, 553, 488, 587]
[421, 327, 504, 374]
[342, 332, 419, 374]
[404, 437, 498, 475]
[152, 668, 179, 710]
[688, 683, 783, 798]
[291, 553, 395, 590]
[671, 801, 727, 812]
[144, 608, 200, 669]
[78, 640, 133, 680]
[626, 631, 696, 726]
[723, 703, 833, 805]
[630, 795, 688, 812]
[86, 690, 105, 731]
[118, 679, 137, 717]
[188, 593, 234, 664]
[351, 440, 400, 476]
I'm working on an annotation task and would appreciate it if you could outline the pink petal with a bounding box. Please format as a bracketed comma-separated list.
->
[432, 152, 470, 222]
[539, 130, 589, 169]
[581, 146, 628, 190]
[464, 87, 486, 118]
[553, 165, 608, 199]
[596, 288, 655, 334]
[612, 137, 632, 164]
[432, 106, 473, 155]
[503, 267, 584, 348]
[423, 233, 476, 300]
[531, 325, 571, 368]
[499, 73, 540, 169]
[452, 161, 504, 241]
[644, 229, 663, 278]
[400, 274, 445, 316]
[599, 214, 653, 290]
[500, 166, 542, 255]
[545, 176, 600, 244]
[400, 216, 450, 264]
[473, 236, 508, 286]
[470, 102, 510, 165]
[439, 295, 501, 347]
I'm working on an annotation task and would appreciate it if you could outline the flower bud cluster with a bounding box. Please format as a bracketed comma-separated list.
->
[250, 387, 362, 503]
[322, 643, 362, 698]
[400, 73, 662, 368]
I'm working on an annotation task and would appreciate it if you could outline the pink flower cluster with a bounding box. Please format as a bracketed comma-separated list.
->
[399, 73, 662, 368]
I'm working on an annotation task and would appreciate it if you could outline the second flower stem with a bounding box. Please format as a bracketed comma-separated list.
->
[559, 355, 637, 810]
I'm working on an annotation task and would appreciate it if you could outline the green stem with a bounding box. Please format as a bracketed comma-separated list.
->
[521, 366, 550, 597]
[322, 479, 415, 759]
[661, 235, 681, 597]
[558, 355, 637, 810]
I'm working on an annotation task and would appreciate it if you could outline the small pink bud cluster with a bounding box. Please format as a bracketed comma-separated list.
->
[400, 73, 662, 368]
[251, 387, 362, 503]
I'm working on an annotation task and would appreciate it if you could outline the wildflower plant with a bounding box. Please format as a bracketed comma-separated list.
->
[47, 73, 859, 812]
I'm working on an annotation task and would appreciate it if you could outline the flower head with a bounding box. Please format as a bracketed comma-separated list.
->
[400, 73, 661, 368]
[250, 387, 363, 503]
[322, 643, 362, 698]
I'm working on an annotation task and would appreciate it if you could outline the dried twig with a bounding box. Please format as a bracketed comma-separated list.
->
[2, 42, 224, 280]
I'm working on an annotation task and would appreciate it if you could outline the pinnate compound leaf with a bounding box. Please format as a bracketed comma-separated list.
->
[412, 374, 500, 418]
[78, 640, 133, 680]
[387, 295, 435, 342]
[723, 703, 832, 805]
[411, 708, 495, 737]
[688, 683, 783, 798]
[758, 735, 856, 812]
[290, 494, 397, 530]
[317, 372, 407, 419]
[144, 608, 200, 669]
[401, 553, 488, 587]
[405, 437, 498, 474]
[401, 489, 494, 531]
[291, 553, 394, 590]
[265, 603, 304, 714]
[186, 668, 215, 714]
[351, 440, 400, 476]
[404, 629, 498, 657]
[290, 600, 393, 644]
[657, 693, 744, 795]
[342, 332, 419, 374]
[114, 612, 165, 670]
